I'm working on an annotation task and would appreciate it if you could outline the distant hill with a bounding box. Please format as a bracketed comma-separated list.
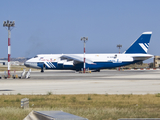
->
[0, 57, 30, 63]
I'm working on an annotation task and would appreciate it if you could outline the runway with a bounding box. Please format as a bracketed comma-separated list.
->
[0, 70, 160, 95]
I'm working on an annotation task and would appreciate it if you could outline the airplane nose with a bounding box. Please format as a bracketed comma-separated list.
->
[24, 62, 30, 67]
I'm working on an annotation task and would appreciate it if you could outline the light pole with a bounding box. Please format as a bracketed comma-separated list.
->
[117, 44, 122, 71]
[81, 37, 88, 73]
[117, 44, 122, 54]
[3, 20, 15, 77]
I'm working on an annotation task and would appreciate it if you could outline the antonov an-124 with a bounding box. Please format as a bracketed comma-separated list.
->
[25, 32, 153, 72]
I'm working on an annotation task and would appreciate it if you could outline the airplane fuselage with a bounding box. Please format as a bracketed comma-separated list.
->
[25, 53, 153, 71]
[25, 32, 153, 72]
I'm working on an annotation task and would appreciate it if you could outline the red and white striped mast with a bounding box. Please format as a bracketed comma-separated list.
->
[3, 20, 15, 77]
[81, 37, 88, 73]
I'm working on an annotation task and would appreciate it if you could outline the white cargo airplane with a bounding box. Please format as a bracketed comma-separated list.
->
[25, 32, 153, 72]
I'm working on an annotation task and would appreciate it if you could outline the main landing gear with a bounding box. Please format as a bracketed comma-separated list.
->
[41, 64, 45, 72]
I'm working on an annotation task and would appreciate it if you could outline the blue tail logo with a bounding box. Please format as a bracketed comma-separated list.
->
[124, 32, 152, 54]
[139, 43, 149, 53]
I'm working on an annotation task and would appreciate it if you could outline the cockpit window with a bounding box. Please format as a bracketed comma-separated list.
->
[34, 56, 38, 58]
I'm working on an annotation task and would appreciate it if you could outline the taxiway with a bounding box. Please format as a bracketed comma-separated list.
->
[0, 70, 160, 95]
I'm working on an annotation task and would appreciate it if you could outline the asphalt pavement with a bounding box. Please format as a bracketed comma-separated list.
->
[0, 70, 159, 95]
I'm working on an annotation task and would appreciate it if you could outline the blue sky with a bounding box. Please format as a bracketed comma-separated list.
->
[0, 0, 159, 62]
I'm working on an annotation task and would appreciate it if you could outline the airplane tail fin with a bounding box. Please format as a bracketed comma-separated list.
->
[124, 32, 152, 54]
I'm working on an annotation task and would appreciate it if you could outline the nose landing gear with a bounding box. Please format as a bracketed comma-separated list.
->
[41, 64, 45, 72]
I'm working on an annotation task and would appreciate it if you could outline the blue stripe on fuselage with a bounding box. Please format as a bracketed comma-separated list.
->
[37, 61, 141, 70]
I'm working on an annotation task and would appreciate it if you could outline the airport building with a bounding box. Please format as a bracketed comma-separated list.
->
[0, 60, 20, 66]
[0, 60, 7, 65]
[154, 56, 160, 68]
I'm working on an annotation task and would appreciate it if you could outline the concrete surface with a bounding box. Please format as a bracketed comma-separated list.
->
[0, 70, 160, 95]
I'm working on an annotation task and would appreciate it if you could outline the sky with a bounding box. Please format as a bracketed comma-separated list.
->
[0, 0, 160, 63]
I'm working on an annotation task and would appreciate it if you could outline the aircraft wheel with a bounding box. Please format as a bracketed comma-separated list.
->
[41, 64, 45, 72]
[41, 68, 44, 72]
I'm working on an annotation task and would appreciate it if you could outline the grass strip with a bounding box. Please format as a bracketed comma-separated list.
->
[0, 94, 160, 120]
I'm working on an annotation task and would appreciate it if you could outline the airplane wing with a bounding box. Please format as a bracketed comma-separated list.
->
[60, 54, 94, 64]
